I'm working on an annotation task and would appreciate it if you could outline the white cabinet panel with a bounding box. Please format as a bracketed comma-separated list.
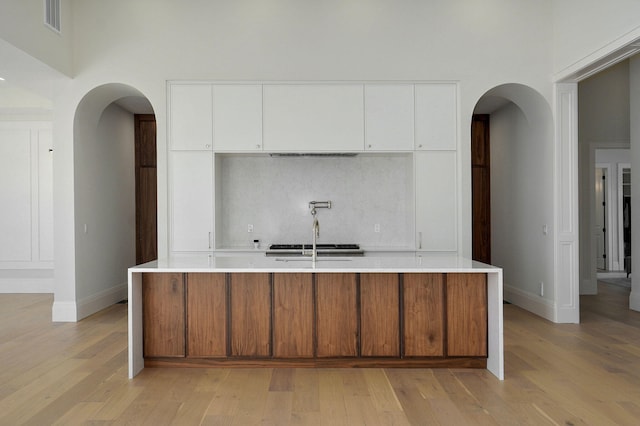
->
[364, 84, 414, 151]
[263, 84, 364, 152]
[415, 83, 457, 151]
[415, 151, 457, 251]
[213, 84, 263, 151]
[170, 151, 213, 252]
[0, 129, 32, 261]
[170, 84, 213, 150]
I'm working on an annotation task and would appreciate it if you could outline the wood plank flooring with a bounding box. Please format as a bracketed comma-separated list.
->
[1, 282, 640, 425]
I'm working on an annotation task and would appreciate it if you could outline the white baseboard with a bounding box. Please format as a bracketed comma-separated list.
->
[76, 282, 128, 321]
[504, 284, 555, 322]
[630, 289, 640, 312]
[52, 301, 78, 322]
[0, 278, 54, 293]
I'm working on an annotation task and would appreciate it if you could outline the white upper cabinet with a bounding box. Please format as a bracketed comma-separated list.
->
[415, 151, 457, 251]
[364, 84, 414, 151]
[213, 84, 263, 151]
[415, 83, 457, 151]
[262, 84, 364, 152]
[170, 84, 213, 150]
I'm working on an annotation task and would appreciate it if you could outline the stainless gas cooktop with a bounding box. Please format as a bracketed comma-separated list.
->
[266, 243, 364, 257]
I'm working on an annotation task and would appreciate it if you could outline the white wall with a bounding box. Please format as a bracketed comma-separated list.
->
[72, 102, 134, 318]
[48, 0, 560, 320]
[578, 60, 631, 294]
[491, 102, 555, 318]
[216, 154, 413, 249]
[553, 0, 640, 76]
[0, 0, 73, 76]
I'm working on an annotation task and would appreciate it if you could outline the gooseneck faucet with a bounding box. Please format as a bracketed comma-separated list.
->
[306, 201, 331, 265]
[312, 215, 320, 264]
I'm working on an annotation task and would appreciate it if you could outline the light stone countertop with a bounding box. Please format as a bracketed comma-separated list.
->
[129, 253, 501, 274]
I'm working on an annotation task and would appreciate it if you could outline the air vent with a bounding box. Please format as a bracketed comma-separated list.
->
[44, 0, 61, 33]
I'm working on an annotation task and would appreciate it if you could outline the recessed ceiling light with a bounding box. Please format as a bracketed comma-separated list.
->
[0, 77, 5, 81]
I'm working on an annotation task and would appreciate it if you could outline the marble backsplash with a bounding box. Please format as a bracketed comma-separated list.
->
[216, 153, 414, 249]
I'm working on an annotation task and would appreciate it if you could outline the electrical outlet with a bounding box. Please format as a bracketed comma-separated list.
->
[247, 224, 254, 233]
[540, 282, 544, 297]
[374, 224, 380, 233]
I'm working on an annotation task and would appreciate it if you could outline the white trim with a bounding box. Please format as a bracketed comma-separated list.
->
[503, 284, 555, 322]
[76, 282, 128, 321]
[52, 300, 77, 322]
[0, 278, 53, 293]
[553, 83, 580, 324]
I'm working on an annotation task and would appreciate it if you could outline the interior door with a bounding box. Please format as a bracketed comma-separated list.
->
[472, 115, 491, 264]
[135, 114, 157, 264]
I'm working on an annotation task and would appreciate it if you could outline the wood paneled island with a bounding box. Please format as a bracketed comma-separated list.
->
[128, 254, 504, 380]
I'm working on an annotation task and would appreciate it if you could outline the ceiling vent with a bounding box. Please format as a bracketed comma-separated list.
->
[44, 0, 61, 33]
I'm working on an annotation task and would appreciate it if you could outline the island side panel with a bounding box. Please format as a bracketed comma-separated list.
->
[273, 273, 314, 358]
[316, 273, 358, 357]
[446, 273, 488, 357]
[230, 273, 271, 357]
[360, 273, 400, 357]
[128, 271, 143, 378]
[487, 270, 504, 379]
[186, 273, 227, 357]
[403, 273, 445, 357]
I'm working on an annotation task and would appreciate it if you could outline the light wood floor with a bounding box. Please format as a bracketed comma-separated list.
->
[1, 282, 640, 425]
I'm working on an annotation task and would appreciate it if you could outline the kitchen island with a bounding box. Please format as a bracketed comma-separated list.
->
[128, 254, 504, 380]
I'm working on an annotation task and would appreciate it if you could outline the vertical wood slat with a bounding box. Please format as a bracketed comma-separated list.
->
[403, 273, 444, 357]
[316, 273, 358, 357]
[186, 273, 227, 357]
[142, 273, 185, 357]
[360, 273, 400, 357]
[273, 273, 314, 358]
[230, 273, 271, 357]
[447, 273, 487, 356]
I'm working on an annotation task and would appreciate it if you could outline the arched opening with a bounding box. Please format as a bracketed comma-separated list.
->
[73, 83, 155, 318]
[472, 84, 557, 319]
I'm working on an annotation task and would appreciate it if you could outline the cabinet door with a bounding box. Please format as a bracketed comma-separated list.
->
[213, 84, 263, 151]
[186, 273, 227, 357]
[169, 84, 213, 150]
[447, 273, 487, 357]
[364, 84, 414, 151]
[170, 151, 213, 252]
[230, 273, 271, 357]
[415, 151, 457, 251]
[316, 273, 358, 357]
[263, 84, 364, 152]
[360, 273, 400, 357]
[273, 273, 314, 358]
[403, 273, 444, 357]
[143, 273, 185, 357]
[415, 83, 457, 150]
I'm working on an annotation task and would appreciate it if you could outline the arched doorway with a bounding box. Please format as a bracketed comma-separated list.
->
[472, 84, 557, 320]
[72, 83, 156, 318]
